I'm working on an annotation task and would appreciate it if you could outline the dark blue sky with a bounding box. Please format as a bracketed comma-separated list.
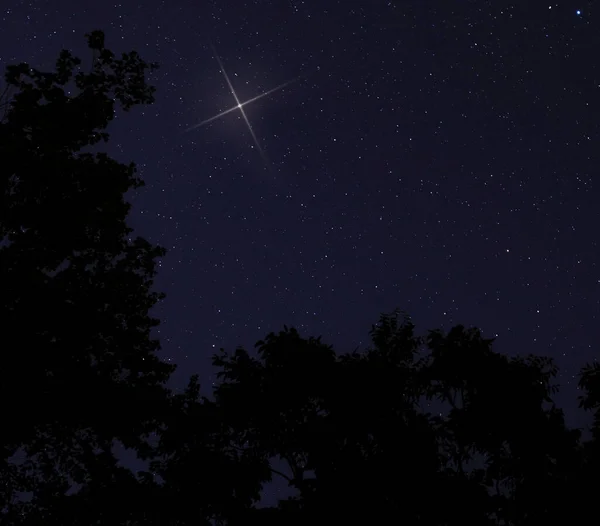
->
[2, 0, 598, 431]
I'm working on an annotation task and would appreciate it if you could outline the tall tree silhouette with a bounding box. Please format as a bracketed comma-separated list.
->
[422, 325, 581, 525]
[209, 312, 484, 525]
[209, 310, 587, 525]
[566, 360, 600, 524]
[0, 31, 175, 523]
[143, 374, 272, 525]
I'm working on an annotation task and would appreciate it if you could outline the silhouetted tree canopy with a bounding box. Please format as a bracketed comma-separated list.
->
[210, 313, 596, 526]
[1, 31, 599, 526]
[0, 30, 173, 523]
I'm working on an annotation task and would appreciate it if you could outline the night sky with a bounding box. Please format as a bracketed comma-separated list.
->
[2, 0, 598, 432]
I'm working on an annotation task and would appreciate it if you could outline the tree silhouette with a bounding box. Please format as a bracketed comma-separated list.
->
[0, 30, 175, 524]
[151, 374, 276, 525]
[209, 311, 593, 525]
[422, 324, 582, 525]
[209, 313, 480, 524]
[567, 360, 600, 524]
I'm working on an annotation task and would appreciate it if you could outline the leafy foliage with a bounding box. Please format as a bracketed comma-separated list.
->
[211, 312, 597, 525]
[0, 30, 171, 523]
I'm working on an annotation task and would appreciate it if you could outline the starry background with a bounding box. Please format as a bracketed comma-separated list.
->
[2, 0, 598, 448]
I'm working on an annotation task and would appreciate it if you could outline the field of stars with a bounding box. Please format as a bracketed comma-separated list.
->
[0, 1, 598, 428]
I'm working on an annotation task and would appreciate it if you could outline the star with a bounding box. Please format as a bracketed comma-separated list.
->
[187, 42, 297, 163]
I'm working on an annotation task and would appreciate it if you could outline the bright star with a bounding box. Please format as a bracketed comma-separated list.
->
[187, 42, 297, 163]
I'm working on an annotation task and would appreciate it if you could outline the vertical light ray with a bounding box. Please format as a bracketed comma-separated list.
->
[209, 43, 267, 162]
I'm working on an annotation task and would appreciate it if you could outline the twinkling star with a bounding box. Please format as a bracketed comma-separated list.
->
[187, 42, 296, 163]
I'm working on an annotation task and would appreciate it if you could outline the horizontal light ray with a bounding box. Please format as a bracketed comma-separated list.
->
[185, 105, 241, 131]
[185, 79, 296, 133]
[186, 79, 296, 131]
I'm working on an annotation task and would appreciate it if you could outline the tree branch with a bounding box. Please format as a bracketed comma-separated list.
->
[270, 467, 293, 483]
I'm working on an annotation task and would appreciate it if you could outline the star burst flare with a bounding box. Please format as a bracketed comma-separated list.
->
[186, 43, 297, 163]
